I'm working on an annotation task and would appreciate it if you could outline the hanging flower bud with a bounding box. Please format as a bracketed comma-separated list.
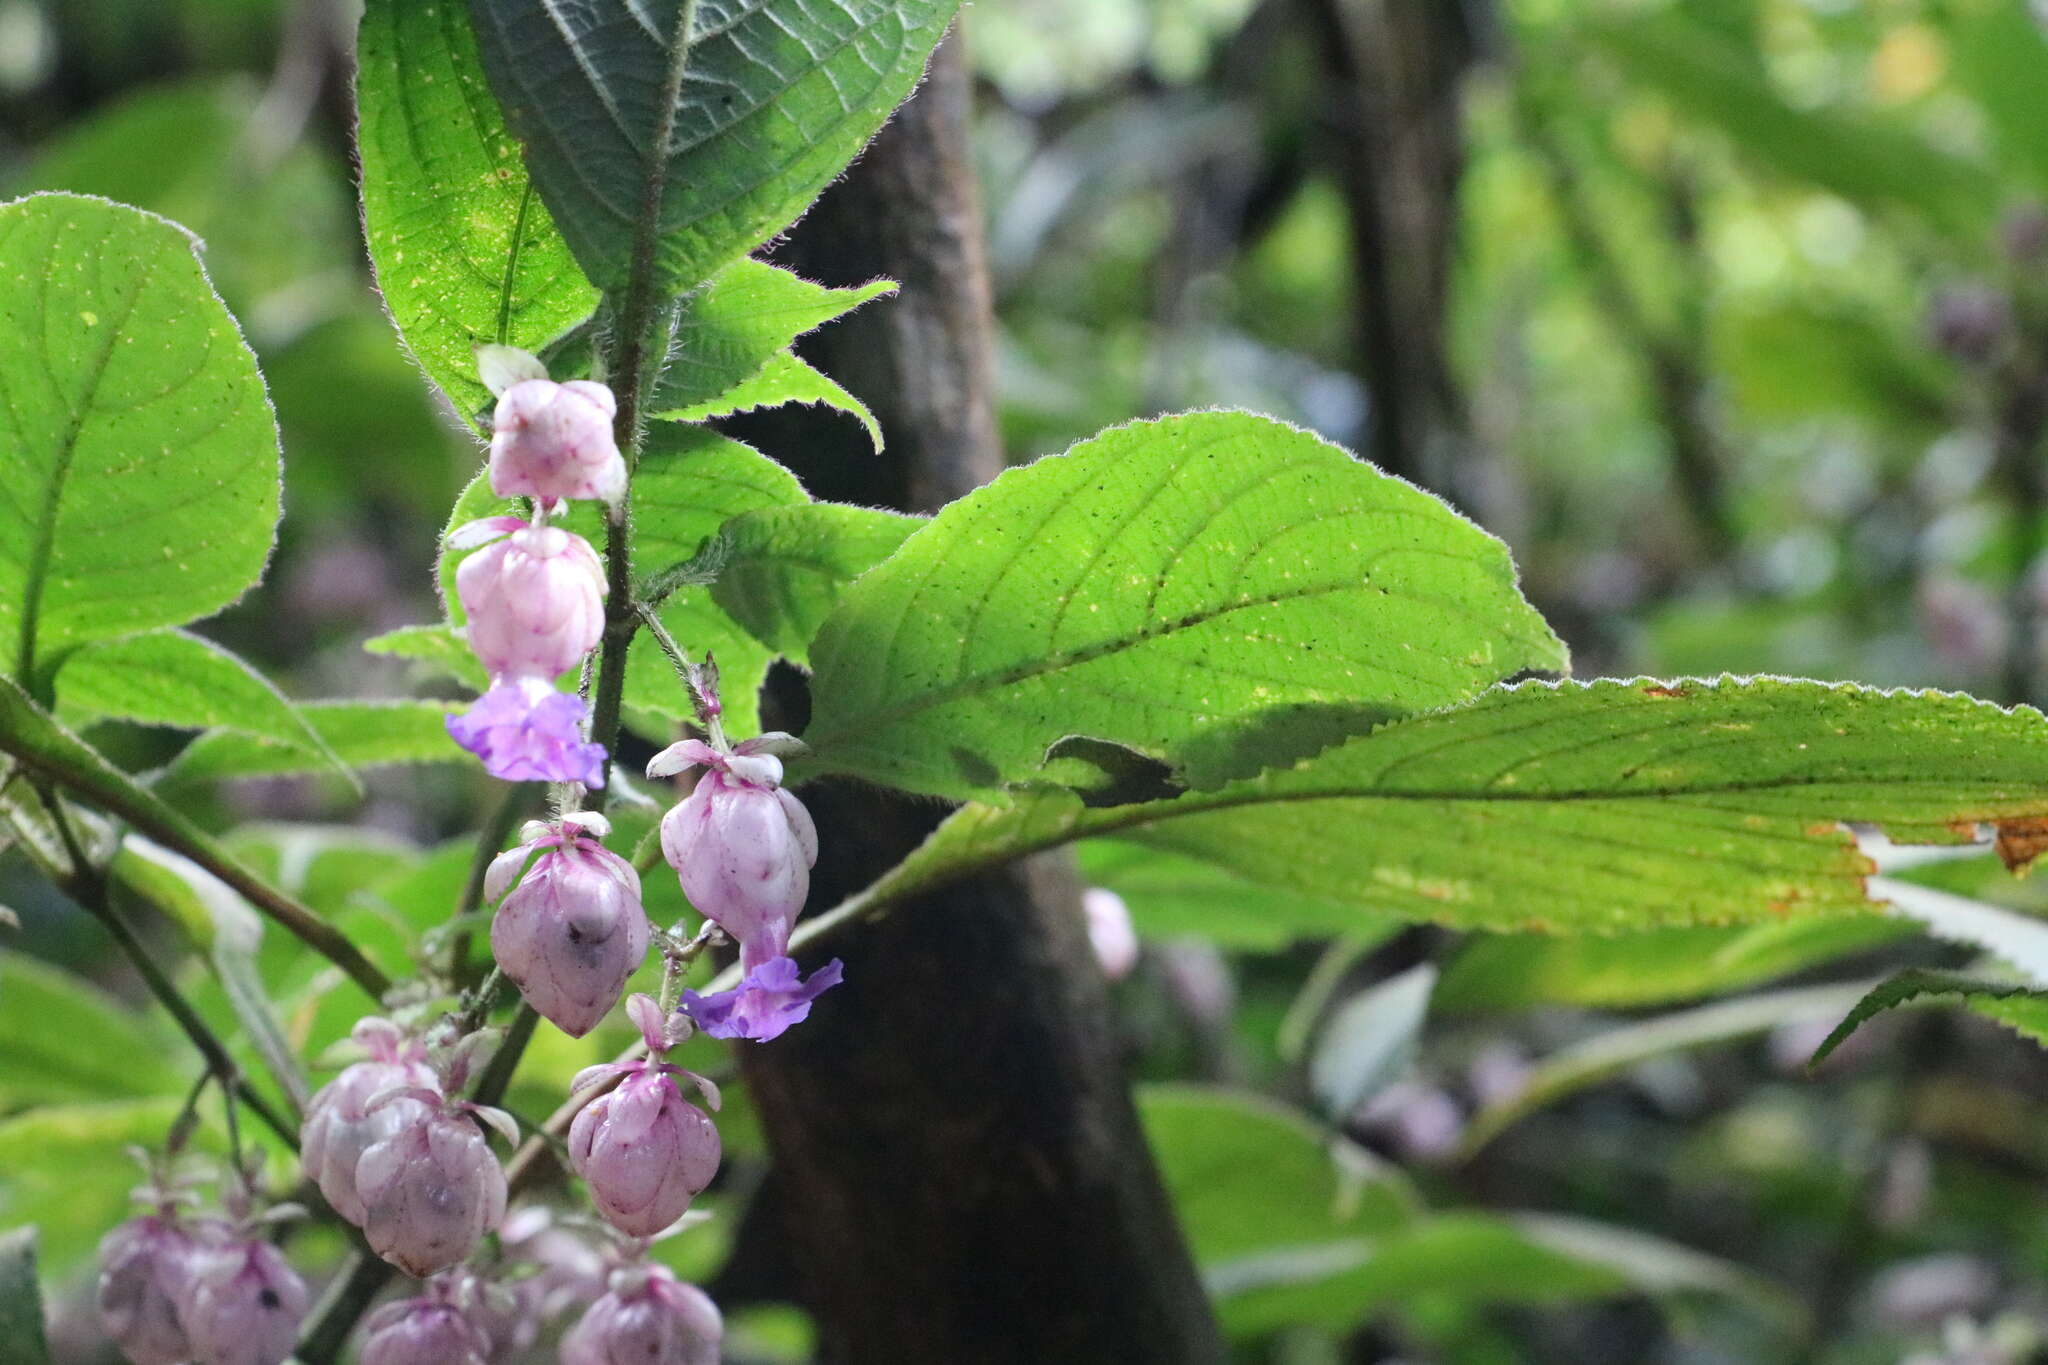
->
[301, 1018, 438, 1225]
[179, 1236, 309, 1365]
[487, 813, 650, 1037]
[356, 1090, 513, 1277]
[97, 1214, 211, 1365]
[490, 379, 625, 507]
[452, 517, 606, 683]
[358, 1282, 493, 1365]
[560, 1263, 723, 1365]
[648, 734, 816, 967]
[447, 677, 608, 787]
[568, 996, 722, 1236]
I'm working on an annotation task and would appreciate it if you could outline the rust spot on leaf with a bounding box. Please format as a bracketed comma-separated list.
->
[1642, 685, 1690, 699]
[1991, 815, 2048, 874]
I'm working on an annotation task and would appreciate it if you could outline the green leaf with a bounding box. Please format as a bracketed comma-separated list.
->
[1946, 0, 2048, 191]
[1075, 839, 1381, 950]
[1457, 981, 1873, 1158]
[0, 1099, 185, 1273]
[0, 1227, 49, 1365]
[801, 411, 1567, 803]
[1581, 11, 1998, 236]
[1810, 967, 2048, 1066]
[830, 678, 2048, 941]
[1138, 1084, 1416, 1268]
[1309, 965, 1437, 1121]
[0, 953, 184, 1105]
[1436, 916, 1915, 1012]
[165, 700, 464, 782]
[0, 193, 280, 690]
[708, 503, 924, 666]
[56, 628, 352, 785]
[664, 348, 884, 450]
[362, 623, 489, 691]
[469, 0, 960, 294]
[356, 0, 598, 417]
[650, 260, 893, 413]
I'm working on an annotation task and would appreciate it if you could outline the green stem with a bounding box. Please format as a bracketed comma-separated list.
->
[472, 1002, 538, 1109]
[297, 1252, 392, 1365]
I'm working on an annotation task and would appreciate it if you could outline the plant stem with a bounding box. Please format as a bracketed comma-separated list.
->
[32, 789, 298, 1147]
[297, 1250, 392, 1365]
[472, 1001, 538, 1109]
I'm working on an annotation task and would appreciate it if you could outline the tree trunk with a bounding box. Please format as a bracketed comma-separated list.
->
[719, 28, 1227, 1365]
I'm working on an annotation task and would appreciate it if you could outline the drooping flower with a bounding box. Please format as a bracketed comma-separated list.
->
[559, 1262, 723, 1365]
[489, 378, 624, 507]
[300, 1018, 438, 1225]
[446, 677, 607, 788]
[648, 734, 816, 968]
[97, 1214, 212, 1365]
[452, 517, 606, 683]
[358, 1278, 494, 1365]
[179, 1235, 309, 1365]
[680, 955, 844, 1043]
[487, 813, 650, 1037]
[568, 996, 722, 1236]
[355, 1089, 513, 1277]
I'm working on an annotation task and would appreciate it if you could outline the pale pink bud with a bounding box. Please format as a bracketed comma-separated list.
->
[1081, 887, 1140, 980]
[453, 518, 605, 682]
[356, 1094, 509, 1277]
[649, 737, 816, 968]
[490, 379, 625, 505]
[97, 1215, 207, 1365]
[560, 1264, 722, 1365]
[568, 997, 721, 1236]
[359, 1290, 492, 1365]
[300, 1018, 438, 1224]
[488, 814, 650, 1038]
[179, 1236, 308, 1365]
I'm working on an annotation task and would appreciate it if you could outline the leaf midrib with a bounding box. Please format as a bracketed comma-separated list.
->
[15, 248, 151, 686]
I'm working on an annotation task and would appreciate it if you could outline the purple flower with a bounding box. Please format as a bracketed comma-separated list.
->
[355, 1091, 512, 1278]
[300, 1018, 438, 1225]
[490, 378, 624, 507]
[567, 996, 722, 1236]
[560, 1263, 722, 1365]
[452, 518, 606, 682]
[648, 735, 815, 967]
[447, 677, 607, 787]
[487, 814, 650, 1037]
[180, 1235, 309, 1365]
[97, 1214, 211, 1365]
[681, 955, 844, 1043]
[358, 1282, 493, 1365]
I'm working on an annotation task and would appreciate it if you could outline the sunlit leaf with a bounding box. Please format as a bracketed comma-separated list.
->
[165, 700, 464, 782]
[707, 503, 923, 666]
[1810, 967, 2048, 1065]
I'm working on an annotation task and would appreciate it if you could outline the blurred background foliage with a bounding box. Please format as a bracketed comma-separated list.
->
[8, 0, 2048, 1362]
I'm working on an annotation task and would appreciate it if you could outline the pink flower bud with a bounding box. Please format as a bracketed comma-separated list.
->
[356, 1094, 509, 1277]
[568, 999, 721, 1236]
[97, 1215, 207, 1365]
[649, 736, 816, 968]
[301, 1019, 438, 1224]
[359, 1290, 493, 1365]
[490, 379, 625, 506]
[1082, 887, 1139, 980]
[488, 815, 650, 1038]
[179, 1236, 308, 1365]
[453, 518, 605, 682]
[560, 1264, 722, 1365]
[447, 677, 608, 787]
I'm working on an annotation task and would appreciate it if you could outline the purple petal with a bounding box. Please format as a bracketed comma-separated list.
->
[447, 682, 607, 786]
[680, 957, 844, 1043]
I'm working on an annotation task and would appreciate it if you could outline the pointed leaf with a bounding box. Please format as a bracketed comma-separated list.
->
[1309, 965, 1438, 1121]
[1809, 967, 2048, 1066]
[708, 503, 924, 665]
[664, 348, 884, 449]
[356, 0, 597, 417]
[56, 628, 354, 786]
[647, 261, 892, 412]
[801, 411, 1568, 803]
[165, 700, 465, 782]
[469, 0, 960, 293]
[0, 193, 280, 688]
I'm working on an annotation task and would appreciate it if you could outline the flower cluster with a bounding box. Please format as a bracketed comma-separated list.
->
[444, 352, 624, 787]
